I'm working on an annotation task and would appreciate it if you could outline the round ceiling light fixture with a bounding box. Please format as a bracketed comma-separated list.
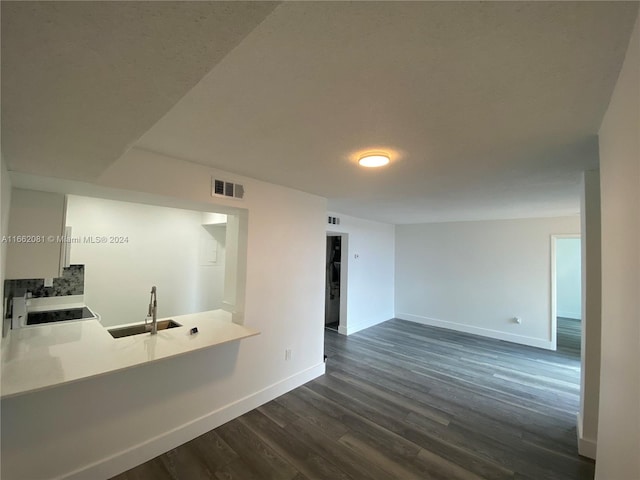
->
[358, 153, 390, 168]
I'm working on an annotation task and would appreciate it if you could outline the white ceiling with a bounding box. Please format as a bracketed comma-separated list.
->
[2, 2, 638, 224]
[1, 1, 278, 179]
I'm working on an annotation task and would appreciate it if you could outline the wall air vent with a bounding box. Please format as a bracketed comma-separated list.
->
[211, 177, 244, 200]
[328, 216, 340, 225]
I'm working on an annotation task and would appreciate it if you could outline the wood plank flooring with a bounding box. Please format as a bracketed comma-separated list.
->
[557, 317, 581, 357]
[111, 319, 594, 480]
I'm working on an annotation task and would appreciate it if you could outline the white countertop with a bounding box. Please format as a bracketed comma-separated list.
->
[0, 309, 259, 399]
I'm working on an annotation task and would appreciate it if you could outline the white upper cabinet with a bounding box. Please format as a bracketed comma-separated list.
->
[5, 188, 67, 279]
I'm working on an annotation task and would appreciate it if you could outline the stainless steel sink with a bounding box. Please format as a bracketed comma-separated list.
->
[108, 320, 181, 339]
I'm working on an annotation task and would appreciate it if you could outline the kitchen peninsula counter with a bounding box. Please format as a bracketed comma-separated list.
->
[0, 310, 259, 399]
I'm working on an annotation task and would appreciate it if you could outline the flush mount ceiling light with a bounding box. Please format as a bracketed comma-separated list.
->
[358, 153, 390, 168]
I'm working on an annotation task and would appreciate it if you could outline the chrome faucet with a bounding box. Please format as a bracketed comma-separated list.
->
[146, 286, 158, 335]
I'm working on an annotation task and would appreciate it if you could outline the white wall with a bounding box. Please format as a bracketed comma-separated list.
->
[1, 148, 327, 479]
[326, 212, 395, 335]
[556, 238, 582, 319]
[396, 216, 580, 350]
[578, 169, 601, 459]
[65, 195, 225, 327]
[595, 14, 639, 480]
[1, 157, 12, 308]
[1, 157, 12, 341]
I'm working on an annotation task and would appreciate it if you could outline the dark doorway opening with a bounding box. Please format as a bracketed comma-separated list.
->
[325, 236, 341, 331]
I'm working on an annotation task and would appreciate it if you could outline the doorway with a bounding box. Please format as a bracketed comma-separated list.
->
[552, 235, 582, 354]
[325, 235, 341, 331]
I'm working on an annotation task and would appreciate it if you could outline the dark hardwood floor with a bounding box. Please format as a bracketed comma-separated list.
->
[557, 317, 582, 356]
[112, 318, 593, 480]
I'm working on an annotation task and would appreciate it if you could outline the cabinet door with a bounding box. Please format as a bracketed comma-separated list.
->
[5, 189, 66, 279]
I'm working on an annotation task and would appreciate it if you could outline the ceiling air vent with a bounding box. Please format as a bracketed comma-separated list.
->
[211, 177, 244, 200]
[328, 216, 340, 225]
[213, 179, 224, 196]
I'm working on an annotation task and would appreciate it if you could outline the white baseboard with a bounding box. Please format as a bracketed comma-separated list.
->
[338, 317, 392, 336]
[576, 412, 597, 459]
[396, 313, 554, 350]
[61, 362, 326, 480]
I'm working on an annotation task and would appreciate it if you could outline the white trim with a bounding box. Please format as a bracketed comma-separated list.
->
[550, 236, 558, 350]
[339, 234, 348, 334]
[396, 313, 554, 350]
[576, 412, 597, 459]
[60, 363, 326, 480]
[339, 317, 392, 336]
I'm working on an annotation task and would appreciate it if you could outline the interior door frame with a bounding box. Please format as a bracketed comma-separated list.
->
[326, 232, 348, 334]
[550, 233, 581, 351]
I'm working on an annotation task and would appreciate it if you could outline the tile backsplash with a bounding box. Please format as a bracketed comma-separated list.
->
[4, 264, 85, 299]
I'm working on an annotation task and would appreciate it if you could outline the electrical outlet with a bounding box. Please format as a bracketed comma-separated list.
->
[285, 349, 292, 361]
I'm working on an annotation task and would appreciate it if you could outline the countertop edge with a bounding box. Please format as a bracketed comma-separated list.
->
[0, 329, 259, 400]
[0, 310, 260, 400]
